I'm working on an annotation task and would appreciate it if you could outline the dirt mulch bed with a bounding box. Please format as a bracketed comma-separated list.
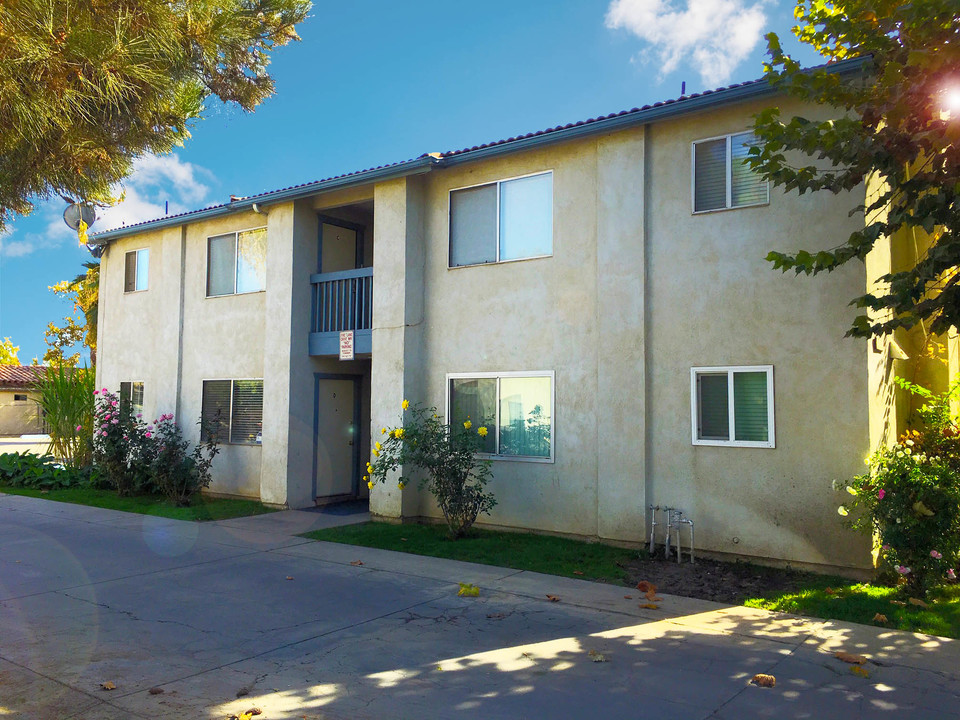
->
[620, 552, 840, 605]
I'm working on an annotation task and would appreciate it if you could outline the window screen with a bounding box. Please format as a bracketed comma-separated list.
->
[694, 139, 727, 212]
[230, 380, 263, 444]
[731, 133, 768, 207]
[201, 380, 231, 441]
[207, 234, 237, 296]
[692, 366, 773, 447]
[499, 174, 553, 261]
[697, 373, 729, 441]
[733, 371, 769, 442]
[450, 184, 497, 266]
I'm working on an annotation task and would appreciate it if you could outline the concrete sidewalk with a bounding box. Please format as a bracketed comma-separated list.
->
[1, 493, 957, 719]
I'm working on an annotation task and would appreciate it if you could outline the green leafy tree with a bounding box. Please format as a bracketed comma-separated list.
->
[46, 262, 99, 366]
[0, 338, 20, 365]
[0, 0, 310, 232]
[749, 0, 960, 337]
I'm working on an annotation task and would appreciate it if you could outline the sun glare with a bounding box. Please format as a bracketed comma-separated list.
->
[942, 85, 960, 120]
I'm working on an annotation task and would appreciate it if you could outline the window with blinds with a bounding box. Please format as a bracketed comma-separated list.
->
[449, 172, 553, 267]
[124, 249, 149, 292]
[207, 228, 266, 297]
[691, 366, 774, 447]
[201, 379, 262, 444]
[692, 132, 768, 212]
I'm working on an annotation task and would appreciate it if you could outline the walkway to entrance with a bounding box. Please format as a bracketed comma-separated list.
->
[2, 493, 957, 719]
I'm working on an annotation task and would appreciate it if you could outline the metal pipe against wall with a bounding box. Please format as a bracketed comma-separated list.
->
[648, 505, 659, 555]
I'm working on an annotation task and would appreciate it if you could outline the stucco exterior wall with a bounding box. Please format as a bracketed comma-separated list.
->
[644, 98, 871, 569]
[0, 390, 43, 436]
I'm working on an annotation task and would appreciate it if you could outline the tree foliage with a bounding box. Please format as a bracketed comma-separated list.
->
[0, 0, 310, 231]
[749, 0, 960, 337]
[0, 338, 20, 365]
[45, 261, 100, 367]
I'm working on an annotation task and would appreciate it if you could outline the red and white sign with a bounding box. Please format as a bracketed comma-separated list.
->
[339, 330, 355, 361]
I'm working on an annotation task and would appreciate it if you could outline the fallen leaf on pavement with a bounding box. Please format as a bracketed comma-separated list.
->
[588, 650, 608, 663]
[350, 560, 364, 566]
[908, 597, 929, 608]
[851, 666, 871, 678]
[636, 580, 657, 595]
[750, 674, 776, 688]
[623, 595, 633, 600]
[834, 651, 868, 665]
[285, 576, 294, 580]
[873, 613, 889, 624]
[486, 613, 506, 620]
[546, 595, 560, 602]
[148, 687, 164, 695]
[458, 583, 480, 597]
[100, 681, 116, 691]
[640, 603, 659, 610]
[235, 687, 250, 698]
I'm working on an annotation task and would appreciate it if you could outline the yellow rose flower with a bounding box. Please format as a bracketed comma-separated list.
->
[367, 480, 374, 489]
[463, 420, 472, 430]
[838, 506, 849, 516]
[381, 427, 387, 435]
[396, 428, 405, 439]
[398, 481, 406, 490]
[402, 399, 410, 410]
[477, 426, 488, 437]
[375, 441, 382, 452]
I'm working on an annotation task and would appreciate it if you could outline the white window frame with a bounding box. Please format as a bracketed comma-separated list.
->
[124, 248, 149, 293]
[445, 370, 555, 463]
[120, 380, 145, 418]
[691, 132, 769, 214]
[201, 377, 263, 445]
[205, 226, 267, 298]
[447, 170, 554, 268]
[690, 365, 775, 448]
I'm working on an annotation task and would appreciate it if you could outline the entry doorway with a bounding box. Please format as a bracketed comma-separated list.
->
[313, 375, 362, 503]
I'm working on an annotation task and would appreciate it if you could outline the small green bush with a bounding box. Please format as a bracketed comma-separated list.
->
[148, 414, 220, 506]
[843, 378, 960, 594]
[37, 364, 95, 467]
[0, 452, 87, 490]
[369, 401, 496, 538]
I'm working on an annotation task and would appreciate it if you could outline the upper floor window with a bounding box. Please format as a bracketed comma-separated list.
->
[692, 132, 768, 213]
[207, 228, 267, 297]
[691, 365, 775, 448]
[124, 249, 149, 292]
[449, 172, 553, 267]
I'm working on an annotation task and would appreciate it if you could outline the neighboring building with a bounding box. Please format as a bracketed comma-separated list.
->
[0, 366, 47, 436]
[92, 58, 936, 573]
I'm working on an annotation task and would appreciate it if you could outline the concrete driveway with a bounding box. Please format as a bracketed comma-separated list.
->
[1, 494, 958, 719]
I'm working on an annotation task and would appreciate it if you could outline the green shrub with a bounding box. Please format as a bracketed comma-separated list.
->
[0, 452, 87, 490]
[37, 365, 95, 467]
[148, 414, 220, 506]
[90, 388, 149, 495]
[369, 401, 496, 538]
[843, 378, 960, 594]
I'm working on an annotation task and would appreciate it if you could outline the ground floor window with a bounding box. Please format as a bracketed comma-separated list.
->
[447, 371, 554, 461]
[119, 381, 144, 419]
[691, 365, 774, 448]
[201, 379, 263, 444]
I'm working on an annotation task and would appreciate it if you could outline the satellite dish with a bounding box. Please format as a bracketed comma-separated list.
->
[63, 203, 97, 231]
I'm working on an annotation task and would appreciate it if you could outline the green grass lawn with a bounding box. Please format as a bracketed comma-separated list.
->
[304, 521, 960, 638]
[0, 485, 277, 522]
[747, 582, 960, 639]
[303, 521, 636, 583]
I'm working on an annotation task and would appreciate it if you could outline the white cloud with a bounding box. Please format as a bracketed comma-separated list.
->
[606, 0, 768, 88]
[0, 154, 215, 259]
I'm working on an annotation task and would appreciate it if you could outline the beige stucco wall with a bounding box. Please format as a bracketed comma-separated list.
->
[0, 390, 43, 436]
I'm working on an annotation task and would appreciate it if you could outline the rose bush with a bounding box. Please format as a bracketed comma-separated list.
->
[842, 378, 960, 595]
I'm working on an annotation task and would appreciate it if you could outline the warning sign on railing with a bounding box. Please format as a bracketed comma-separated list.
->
[339, 330, 354, 361]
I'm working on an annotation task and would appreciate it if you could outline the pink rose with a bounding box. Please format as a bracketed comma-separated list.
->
[111, 419, 119, 425]
[102, 388, 107, 393]
[93, 390, 100, 396]
[948, 569, 957, 580]
[882, 544, 891, 551]
[75, 425, 82, 432]
[896, 565, 911, 575]
[145, 432, 152, 438]
[931, 550, 943, 560]
[878, 488, 885, 500]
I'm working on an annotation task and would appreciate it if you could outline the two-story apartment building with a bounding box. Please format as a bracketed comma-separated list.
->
[93, 58, 908, 573]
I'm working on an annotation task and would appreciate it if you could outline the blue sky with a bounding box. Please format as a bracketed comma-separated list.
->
[0, 0, 822, 363]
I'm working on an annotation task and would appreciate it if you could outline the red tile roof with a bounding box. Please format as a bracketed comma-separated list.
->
[0, 366, 49, 388]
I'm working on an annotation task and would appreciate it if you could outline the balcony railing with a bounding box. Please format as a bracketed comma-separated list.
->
[309, 267, 373, 356]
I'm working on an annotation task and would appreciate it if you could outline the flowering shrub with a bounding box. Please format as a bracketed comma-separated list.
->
[91, 388, 154, 495]
[368, 401, 497, 538]
[90, 388, 220, 504]
[842, 378, 960, 594]
[147, 414, 220, 506]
